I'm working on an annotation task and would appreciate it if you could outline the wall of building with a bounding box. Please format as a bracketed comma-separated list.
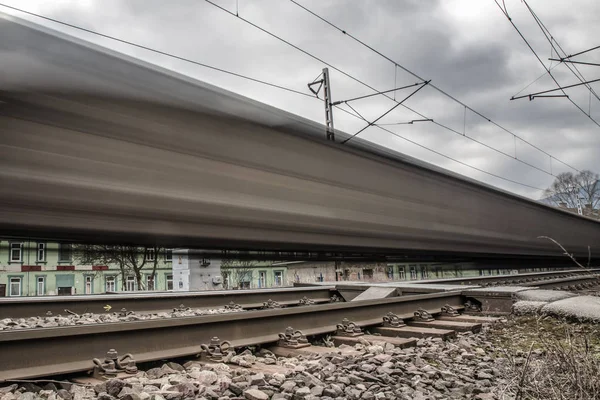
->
[0, 240, 173, 297]
[220, 261, 287, 289]
[285, 261, 517, 284]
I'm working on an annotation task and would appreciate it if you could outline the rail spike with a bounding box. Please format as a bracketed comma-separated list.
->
[92, 349, 137, 379]
[298, 296, 315, 306]
[278, 326, 310, 348]
[200, 336, 233, 362]
[382, 312, 405, 328]
[441, 304, 459, 317]
[224, 301, 243, 311]
[336, 318, 363, 337]
[262, 299, 282, 309]
[413, 309, 434, 322]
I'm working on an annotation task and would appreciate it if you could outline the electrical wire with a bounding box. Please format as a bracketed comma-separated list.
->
[204, 0, 561, 190]
[288, 0, 580, 174]
[494, 0, 600, 130]
[523, 0, 600, 104]
[0, 3, 315, 99]
[334, 103, 545, 191]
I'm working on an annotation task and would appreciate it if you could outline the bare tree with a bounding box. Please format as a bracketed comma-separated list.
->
[220, 260, 255, 289]
[75, 245, 163, 290]
[543, 170, 600, 216]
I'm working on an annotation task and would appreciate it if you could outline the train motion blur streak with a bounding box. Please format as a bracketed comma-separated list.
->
[1, 14, 599, 259]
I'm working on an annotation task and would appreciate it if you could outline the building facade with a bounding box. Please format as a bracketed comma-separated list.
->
[0, 240, 173, 296]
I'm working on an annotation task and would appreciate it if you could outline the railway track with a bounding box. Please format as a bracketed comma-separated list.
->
[0, 292, 464, 381]
[1, 268, 598, 382]
[0, 286, 335, 319]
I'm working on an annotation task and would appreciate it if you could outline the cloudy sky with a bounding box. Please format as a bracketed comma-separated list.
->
[2, 0, 599, 199]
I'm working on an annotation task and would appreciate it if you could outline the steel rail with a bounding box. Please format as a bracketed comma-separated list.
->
[519, 274, 600, 289]
[0, 286, 336, 319]
[0, 291, 464, 381]
[412, 268, 600, 286]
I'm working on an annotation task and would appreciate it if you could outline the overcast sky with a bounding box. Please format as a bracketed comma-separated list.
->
[2, 0, 599, 199]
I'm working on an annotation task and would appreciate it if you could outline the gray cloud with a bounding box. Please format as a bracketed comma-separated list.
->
[3, 0, 600, 199]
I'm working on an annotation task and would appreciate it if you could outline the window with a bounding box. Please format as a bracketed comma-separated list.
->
[126, 276, 136, 291]
[146, 248, 155, 261]
[10, 243, 22, 262]
[386, 266, 394, 279]
[274, 270, 283, 286]
[84, 276, 93, 294]
[9, 277, 22, 296]
[37, 243, 46, 262]
[105, 276, 116, 292]
[398, 266, 406, 280]
[258, 271, 266, 288]
[363, 269, 374, 279]
[166, 274, 173, 290]
[58, 244, 72, 263]
[37, 276, 45, 295]
[420, 265, 429, 280]
[146, 275, 155, 291]
[240, 281, 251, 289]
[409, 265, 417, 280]
[164, 249, 172, 262]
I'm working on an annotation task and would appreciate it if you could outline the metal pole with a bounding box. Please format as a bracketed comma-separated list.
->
[322, 68, 335, 141]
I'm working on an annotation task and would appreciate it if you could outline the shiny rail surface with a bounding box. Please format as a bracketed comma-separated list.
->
[0, 286, 336, 319]
[413, 269, 600, 286]
[0, 292, 464, 381]
[1, 15, 600, 259]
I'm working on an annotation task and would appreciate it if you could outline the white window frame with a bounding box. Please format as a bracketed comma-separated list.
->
[258, 271, 267, 288]
[273, 270, 283, 286]
[126, 276, 136, 291]
[398, 267, 406, 280]
[84, 275, 93, 294]
[146, 248, 156, 262]
[166, 274, 173, 290]
[9, 277, 22, 296]
[409, 265, 417, 280]
[10, 243, 22, 263]
[105, 276, 116, 292]
[164, 249, 172, 262]
[37, 242, 46, 262]
[37, 276, 45, 296]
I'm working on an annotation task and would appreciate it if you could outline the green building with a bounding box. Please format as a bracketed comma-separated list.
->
[0, 240, 173, 297]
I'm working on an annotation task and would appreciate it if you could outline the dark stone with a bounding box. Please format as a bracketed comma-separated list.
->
[57, 389, 73, 400]
[106, 379, 125, 397]
[42, 383, 58, 392]
[146, 368, 166, 380]
[165, 362, 185, 372]
[19, 384, 42, 394]
[175, 383, 197, 399]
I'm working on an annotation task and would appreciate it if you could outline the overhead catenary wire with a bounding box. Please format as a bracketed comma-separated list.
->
[2, 2, 548, 192]
[288, 0, 580, 174]
[494, 0, 600, 130]
[333, 102, 545, 191]
[206, 0, 576, 184]
[522, 0, 600, 104]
